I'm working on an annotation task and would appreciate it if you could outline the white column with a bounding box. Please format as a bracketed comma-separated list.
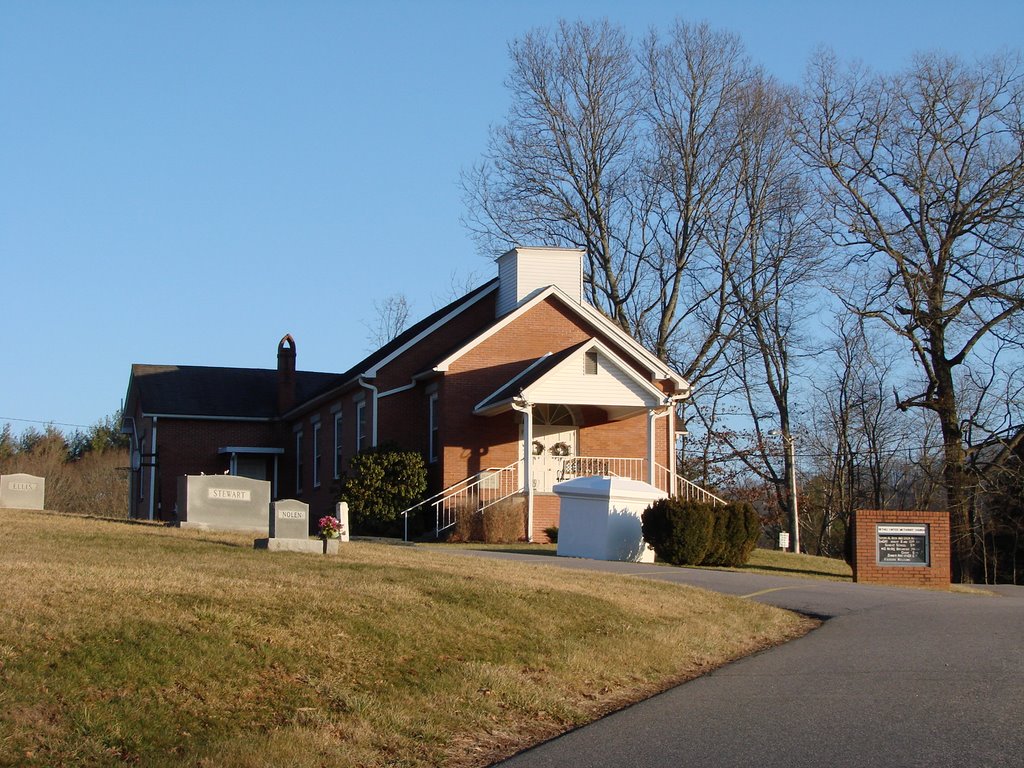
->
[523, 406, 534, 542]
[647, 409, 657, 486]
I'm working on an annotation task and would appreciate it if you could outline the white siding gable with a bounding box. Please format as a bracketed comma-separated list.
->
[524, 345, 663, 408]
[496, 247, 584, 316]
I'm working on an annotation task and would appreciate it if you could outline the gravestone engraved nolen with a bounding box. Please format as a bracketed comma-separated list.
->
[254, 499, 338, 554]
[0, 473, 46, 510]
[177, 475, 272, 533]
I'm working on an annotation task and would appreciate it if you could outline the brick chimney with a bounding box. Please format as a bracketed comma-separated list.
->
[277, 334, 296, 414]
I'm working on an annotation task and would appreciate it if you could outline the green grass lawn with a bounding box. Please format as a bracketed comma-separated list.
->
[0, 510, 811, 768]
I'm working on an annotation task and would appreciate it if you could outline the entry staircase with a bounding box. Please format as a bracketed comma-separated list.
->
[399, 457, 724, 541]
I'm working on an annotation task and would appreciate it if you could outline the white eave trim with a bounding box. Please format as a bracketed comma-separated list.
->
[363, 280, 498, 378]
[473, 352, 553, 413]
[140, 412, 273, 422]
[280, 280, 499, 420]
[433, 285, 686, 388]
[217, 446, 285, 455]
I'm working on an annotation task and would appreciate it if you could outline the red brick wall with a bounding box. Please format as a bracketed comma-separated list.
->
[533, 494, 561, 542]
[441, 297, 672, 489]
[852, 509, 951, 589]
[152, 418, 282, 522]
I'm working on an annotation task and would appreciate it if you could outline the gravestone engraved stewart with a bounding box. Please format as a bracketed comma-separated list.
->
[177, 475, 271, 533]
[877, 523, 929, 566]
[0, 473, 46, 510]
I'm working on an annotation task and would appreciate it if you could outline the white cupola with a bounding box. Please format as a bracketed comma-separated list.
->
[495, 246, 584, 317]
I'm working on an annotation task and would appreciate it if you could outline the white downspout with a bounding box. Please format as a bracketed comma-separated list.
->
[510, 398, 534, 542]
[668, 403, 677, 496]
[358, 377, 379, 447]
[148, 416, 158, 521]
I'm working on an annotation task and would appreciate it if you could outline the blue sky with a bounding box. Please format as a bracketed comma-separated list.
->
[2, 0, 1021, 435]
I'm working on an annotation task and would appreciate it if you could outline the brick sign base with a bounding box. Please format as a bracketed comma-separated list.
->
[852, 509, 950, 589]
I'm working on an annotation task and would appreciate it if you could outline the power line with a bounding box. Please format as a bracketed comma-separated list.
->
[0, 416, 93, 430]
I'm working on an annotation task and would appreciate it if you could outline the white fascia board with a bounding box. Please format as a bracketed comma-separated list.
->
[473, 352, 553, 414]
[362, 281, 498, 378]
[565, 290, 687, 388]
[434, 286, 687, 389]
[217, 446, 286, 455]
[140, 412, 273, 422]
[521, 338, 670, 404]
[279, 283, 498, 420]
[434, 286, 560, 372]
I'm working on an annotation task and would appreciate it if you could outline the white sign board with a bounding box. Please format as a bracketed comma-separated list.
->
[778, 531, 790, 549]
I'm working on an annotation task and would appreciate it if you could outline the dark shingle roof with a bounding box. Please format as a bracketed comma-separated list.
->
[129, 364, 340, 419]
[128, 278, 500, 420]
[292, 278, 499, 407]
[474, 341, 589, 413]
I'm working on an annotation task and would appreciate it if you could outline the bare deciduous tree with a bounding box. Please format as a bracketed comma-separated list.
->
[463, 20, 753, 384]
[365, 293, 412, 349]
[793, 50, 1024, 580]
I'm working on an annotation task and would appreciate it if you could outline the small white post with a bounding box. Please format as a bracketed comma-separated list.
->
[335, 501, 350, 542]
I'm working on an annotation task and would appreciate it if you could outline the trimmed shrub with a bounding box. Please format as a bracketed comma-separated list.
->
[543, 525, 559, 544]
[341, 445, 427, 536]
[641, 498, 714, 566]
[643, 499, 761, 567]
[703, 502, 761, 567]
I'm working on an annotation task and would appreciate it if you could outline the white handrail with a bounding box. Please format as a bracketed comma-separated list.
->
[399, 461, 522, 540]
[399, 457, 725, 540]
[653, 462, 726, 505]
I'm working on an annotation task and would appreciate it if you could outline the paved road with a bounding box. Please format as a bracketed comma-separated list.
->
[453, 551, 1024, 768]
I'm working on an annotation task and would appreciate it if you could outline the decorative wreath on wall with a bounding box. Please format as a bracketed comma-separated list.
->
[532, 440, 545, 456]
[549, 441, 572, 457]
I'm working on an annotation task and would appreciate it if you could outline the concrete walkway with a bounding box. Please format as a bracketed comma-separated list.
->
[454, 551, 1024, 768]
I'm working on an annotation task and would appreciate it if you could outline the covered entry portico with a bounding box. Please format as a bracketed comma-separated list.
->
[474, 338, 680, 540]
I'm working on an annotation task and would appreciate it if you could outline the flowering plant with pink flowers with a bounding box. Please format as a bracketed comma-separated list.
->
[318, 515, 343, 539]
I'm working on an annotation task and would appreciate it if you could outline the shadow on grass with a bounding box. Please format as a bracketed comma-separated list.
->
[735, 563, 851, 580]
[481, 546, 559, 557]
[434, 543, 559, 557]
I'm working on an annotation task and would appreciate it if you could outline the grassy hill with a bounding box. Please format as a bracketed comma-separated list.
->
[0, 510, 812, 767]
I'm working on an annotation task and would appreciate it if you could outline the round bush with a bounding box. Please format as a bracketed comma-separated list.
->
[641, 498, 714, 566]
[341, 445, 427, 535]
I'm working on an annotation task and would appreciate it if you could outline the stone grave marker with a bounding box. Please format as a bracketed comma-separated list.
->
[255, 499, 337, 554]
[0, 473, 46, 510]
[177, 474, 271, 533]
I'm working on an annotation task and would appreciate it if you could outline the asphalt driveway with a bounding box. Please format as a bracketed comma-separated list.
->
[454, 551, 1024, 768]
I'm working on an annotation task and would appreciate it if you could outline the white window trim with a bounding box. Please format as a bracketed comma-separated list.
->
[295, 430, 304, 495]
[333, 411, 343, 480]
[312, 422, 322, 489]
[428, 392, 439, 464]
[356, 400, 366, 453]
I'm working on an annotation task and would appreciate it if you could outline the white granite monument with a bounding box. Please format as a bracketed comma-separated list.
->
[0, 473, 46, 510]
[177, 474, 271, 533]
